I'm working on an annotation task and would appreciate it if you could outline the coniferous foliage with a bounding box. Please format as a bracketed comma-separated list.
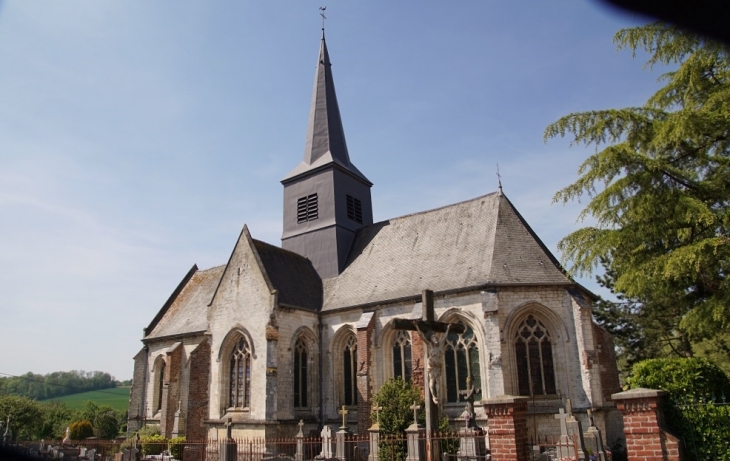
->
[545, 23, 730, 370]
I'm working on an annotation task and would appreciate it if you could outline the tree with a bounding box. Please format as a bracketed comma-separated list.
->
[0, 395, 43, 440]
[372, 378, 424, 461]
[545, 23, 730, 369]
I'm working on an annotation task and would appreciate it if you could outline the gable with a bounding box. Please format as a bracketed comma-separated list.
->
[146, 265, 224, 339]
[322, 192, 571, 311]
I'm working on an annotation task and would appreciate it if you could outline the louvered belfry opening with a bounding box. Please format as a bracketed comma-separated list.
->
[296, 194, 319, 223]
[515, 315, 557, 396]
[346, 194, 363, 223]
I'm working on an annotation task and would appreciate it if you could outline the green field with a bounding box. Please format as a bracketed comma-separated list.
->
[43, 387, 130, 411]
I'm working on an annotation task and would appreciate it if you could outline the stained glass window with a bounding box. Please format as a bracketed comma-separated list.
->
[229, 336, 252, 408]
[156, 361, 166, 412]
[294, 339, 308, 408]
[393, 330, 413, 382]
[343, 335, 358, 406]
[515, 315, 556, 396]
[444, 322, 482, 403]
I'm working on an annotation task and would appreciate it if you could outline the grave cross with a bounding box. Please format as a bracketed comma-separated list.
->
[409, 401, 421, 426]
[339, 405, 349, 429]
[297, 420, 305, 437]
[393, 289, 465, 461]
[224, 417, 234, 440]
[554, 408, 569, 438]
[372, 404, 383, 425]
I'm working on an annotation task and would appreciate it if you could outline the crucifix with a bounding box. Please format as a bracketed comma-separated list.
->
[393, 289, 465, 461]
[339, 405, 349, 430]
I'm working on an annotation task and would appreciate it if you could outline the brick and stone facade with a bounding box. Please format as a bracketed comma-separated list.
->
[127, 32, 623, 453]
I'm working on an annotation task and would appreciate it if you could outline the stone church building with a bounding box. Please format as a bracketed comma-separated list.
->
[127, 33, 623, 447]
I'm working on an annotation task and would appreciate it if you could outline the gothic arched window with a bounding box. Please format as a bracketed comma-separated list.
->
[515, 315, 556, 396]
[343, 335, 358, 406]
[294, 339, 308, 408]
[156, 361, 166, 413]
[393, 330, 412, 382]
[229, 336, 252, 409]
[444, 322, 482, 403]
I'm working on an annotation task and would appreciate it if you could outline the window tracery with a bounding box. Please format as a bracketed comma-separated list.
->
[294, 338, 308, 408]
[229, 336, 252, 408]
[444, 321, 482, 403]
[514, 315, 556, 396]
[343, 335, 358, 406]
[392, 330, 412, 382]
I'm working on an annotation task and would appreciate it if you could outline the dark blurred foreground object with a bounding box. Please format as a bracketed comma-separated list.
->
[598, 0, 730, 45]
[0, 445, 42, 461]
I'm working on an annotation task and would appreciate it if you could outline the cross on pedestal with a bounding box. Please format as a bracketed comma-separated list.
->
[372, 404, 383, 425]
[297, 419, 305, 437]
[393, 289, 465, 461]
[339, 405, 349, 429]
[409, 401, 421, 426]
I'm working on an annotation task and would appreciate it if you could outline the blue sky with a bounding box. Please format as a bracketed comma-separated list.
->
[0, 1, 659, 381]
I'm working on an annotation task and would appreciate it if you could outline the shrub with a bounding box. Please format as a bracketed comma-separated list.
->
[373, 378, 424, 461]
[69, 420, 94, 440]
[168, 436, 186, 459]
[627, 358, 730, 461]
[141, 434, 167, 456]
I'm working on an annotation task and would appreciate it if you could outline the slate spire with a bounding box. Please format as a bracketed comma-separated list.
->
[283, 33, 370, 183]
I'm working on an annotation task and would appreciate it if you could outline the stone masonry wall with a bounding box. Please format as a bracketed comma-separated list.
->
[127, 347, 148, 434]
[356, 314, 375, 434]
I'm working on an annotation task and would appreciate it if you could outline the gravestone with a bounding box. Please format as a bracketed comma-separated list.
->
[336, 406, 352, 461]
[368, 405, 382, 461]
[405, 402, 425, 461]
[564, 400, 588, 461]
[220, 418, 237, 461]
[583, 409, 608, 461]
[315, 425, 335, 460]
[554, 408, 575, 460]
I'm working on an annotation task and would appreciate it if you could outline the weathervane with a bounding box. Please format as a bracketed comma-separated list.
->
[319, 6, 327, 32]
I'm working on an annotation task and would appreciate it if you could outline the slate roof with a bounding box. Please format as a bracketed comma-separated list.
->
[253, 239, 323, 311]
[146, 265, 225, 339]
[282, 33, 370, 184]
[322, 192, 571, 311]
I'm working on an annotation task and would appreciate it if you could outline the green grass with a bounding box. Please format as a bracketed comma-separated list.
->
[43, 387, 130, 411]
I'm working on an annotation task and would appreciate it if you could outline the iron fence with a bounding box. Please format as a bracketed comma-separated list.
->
[8, 430, 477, 461]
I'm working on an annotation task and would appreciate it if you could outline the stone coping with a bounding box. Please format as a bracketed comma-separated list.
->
[611, 387, 666, 400]
[480, 395, 530, 405]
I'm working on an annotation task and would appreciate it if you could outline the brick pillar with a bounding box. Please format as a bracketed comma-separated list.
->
[483, 396, 529, 461]
[611, 388, 680, 461]
[356, 314, 376, 434]
[410, 333, 425, 395]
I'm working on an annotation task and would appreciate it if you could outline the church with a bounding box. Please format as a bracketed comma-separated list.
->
[127, 32, 623, 447]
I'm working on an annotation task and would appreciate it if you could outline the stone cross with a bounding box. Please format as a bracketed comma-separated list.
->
[372, 404, 383, 424]
[587, 408, 595, 427]
[459, 376, 480, 428]
[409, 401, 421, 426]
[392, 289, 465, 461]
[224, 417, 234, 439]
[554, 408, 569, 437]
[297, 419, 305, 437]
[339, 405, 349, 429]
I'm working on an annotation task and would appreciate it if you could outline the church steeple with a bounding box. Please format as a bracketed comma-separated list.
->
[281, 33, 373, 279]
[282, 33, 370, 184]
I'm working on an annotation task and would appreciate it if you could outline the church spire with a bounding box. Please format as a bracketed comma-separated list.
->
[282, 33, 370, 184]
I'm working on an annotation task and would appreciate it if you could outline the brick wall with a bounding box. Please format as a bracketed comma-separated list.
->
[186, 338, 211, 441]
[593, 324, 621, 403]
[483, 396, 529, 461]
[612, 389, 680, 461]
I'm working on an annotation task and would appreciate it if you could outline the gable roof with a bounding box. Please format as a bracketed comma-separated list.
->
[253, 239, 323, 311]
[146, 265, 225, 339]
[322, 192, 572, 311]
